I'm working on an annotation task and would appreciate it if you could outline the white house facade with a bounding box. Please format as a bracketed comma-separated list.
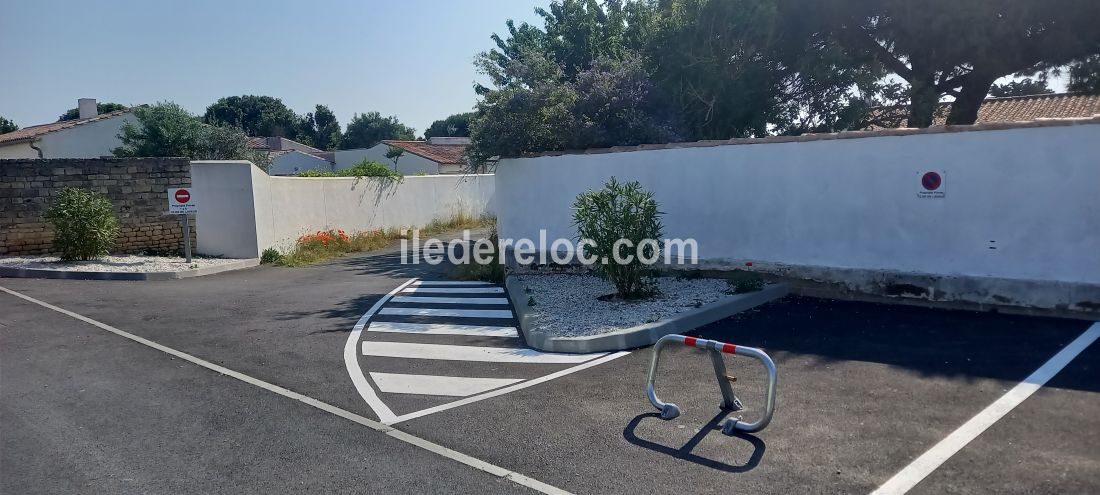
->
[0, 100, 134, 159]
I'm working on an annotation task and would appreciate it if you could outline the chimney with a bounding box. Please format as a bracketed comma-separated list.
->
[78, 98, 98, 119]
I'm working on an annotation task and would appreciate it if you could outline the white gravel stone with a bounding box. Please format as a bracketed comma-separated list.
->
[517, 273, 731, 337]
[0, 255, 246, 273]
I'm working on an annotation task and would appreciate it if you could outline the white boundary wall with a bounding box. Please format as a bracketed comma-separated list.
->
[191, 161, 494, 258]
[496, 121, 1100, 310]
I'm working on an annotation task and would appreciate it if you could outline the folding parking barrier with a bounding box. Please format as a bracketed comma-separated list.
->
[646, 334, 777, 434]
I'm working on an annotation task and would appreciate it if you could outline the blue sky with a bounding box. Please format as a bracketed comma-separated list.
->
[0, 0, 549, 134]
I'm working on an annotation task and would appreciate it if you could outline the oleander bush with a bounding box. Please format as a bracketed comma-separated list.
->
[572, 177, 663, 299]
[44, 187, 120, 261]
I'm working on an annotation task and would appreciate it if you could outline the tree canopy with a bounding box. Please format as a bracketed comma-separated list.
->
[340, 112, 415, 149]
[468, 0, 1100, 163]
[203, 95, 300, 139]
[1067, 55, 1100, 94]
[297, 104, 342, 150]
[989, 78, 1053, 97]
[114, 102, 270, 169]
[57, 102, 128, 121]
[793, 0, 1100, 126]
[424, 112, 474, 138]
[466, 0, 868, 163]
[0, 116, 17, 134]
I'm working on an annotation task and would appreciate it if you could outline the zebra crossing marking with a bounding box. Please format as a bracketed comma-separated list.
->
[402, 287, 504, 294]
[362, 341, 599, 364]
[368, 321, 519, 338]
[410, 281, 494, 286]
[349, 278, 631, 425]
[390, 296, 510, 305]
[369, 372, 524, 397]
[379, 307, 514, 319]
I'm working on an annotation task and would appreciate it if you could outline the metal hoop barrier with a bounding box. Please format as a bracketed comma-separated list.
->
[646, 334, 777, 434]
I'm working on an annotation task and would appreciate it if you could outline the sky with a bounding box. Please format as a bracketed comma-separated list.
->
[0, 0, 550, 134]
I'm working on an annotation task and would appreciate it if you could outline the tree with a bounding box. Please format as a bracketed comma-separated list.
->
[297, 104, 342, 150]
[989, 78, 1054, 97]
[0, 116, 17, 134]
[384, 146, 405, 171]
[793, 1, 1100, 126]
[340, 112, 415, 149]
[467, 51, 682, 165]
[467, 0, 866, 161]
[57, 102, 128, 121]
[424, 112, 474, 138]
[114, 101, 271, 169]
[203, 95, 300, 138]
[1067, 55, 1100, 94]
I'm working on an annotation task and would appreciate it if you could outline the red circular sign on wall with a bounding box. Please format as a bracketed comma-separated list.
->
[921, 172, 942, 191]
[174, 189, 191, 203]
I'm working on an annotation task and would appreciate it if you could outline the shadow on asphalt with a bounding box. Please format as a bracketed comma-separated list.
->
[623, 412, 766, 473]
[692, 296, 1099, 393]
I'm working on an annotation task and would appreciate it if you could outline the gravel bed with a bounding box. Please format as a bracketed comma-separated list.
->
[518, 273, 730, 337]
[0, 255, 244, 273]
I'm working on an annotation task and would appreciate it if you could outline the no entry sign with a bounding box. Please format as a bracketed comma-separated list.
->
[168, 187, 197, 214]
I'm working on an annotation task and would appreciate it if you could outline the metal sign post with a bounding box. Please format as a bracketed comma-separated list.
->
[168, 188, 197, 263]
[182, 213, 192, 263]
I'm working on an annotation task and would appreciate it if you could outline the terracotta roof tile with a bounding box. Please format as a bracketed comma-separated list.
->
[867, 92, 1100, 129]
[0, 110, 131, 145]
[382, 140, 467, 165]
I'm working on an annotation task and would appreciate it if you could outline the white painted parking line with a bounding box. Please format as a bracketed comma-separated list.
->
[871, 322, 1100, 495]
[390, 296, 510, 305]
[388, 351, 631, 425]
[369, 321, 519, 338]
[379, 307, 513, 319]
[403, 287, 504, 294]
[363, 341, 601, 364]
[411, 281, 494, 286]
[0, 284, 572, 495]
[370, 372, 524, 397]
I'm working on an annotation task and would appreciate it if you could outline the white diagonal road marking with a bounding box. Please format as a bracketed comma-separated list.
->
[0, 284, 572, 495]
[871, 323, 1100, 495]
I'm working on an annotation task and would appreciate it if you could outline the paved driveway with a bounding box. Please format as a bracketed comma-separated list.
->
[2, 243, 1097, 494]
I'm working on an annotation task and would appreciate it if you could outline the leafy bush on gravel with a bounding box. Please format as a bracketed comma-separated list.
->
[44, 187, 119, 261]
[260, 247, 283, 264]
[572, 177, 663, 300]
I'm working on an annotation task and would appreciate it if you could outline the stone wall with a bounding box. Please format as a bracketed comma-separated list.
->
[0, 157, 193, 256]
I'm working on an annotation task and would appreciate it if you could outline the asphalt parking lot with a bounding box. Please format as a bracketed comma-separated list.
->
[2, 244, 1097, 494]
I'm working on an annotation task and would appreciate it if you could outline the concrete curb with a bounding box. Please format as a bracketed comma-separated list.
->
[0, 258, 260, 281]
[506, 275, 788, 353]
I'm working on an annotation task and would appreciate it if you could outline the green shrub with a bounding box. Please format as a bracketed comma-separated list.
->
[44, 187, 120, 261]
[726, 272, 765, 294]
[449, 226, 504, 283]
[260, 247, 283, 264]
[295, 160, 402, 180]
[572, 177, 663, 299]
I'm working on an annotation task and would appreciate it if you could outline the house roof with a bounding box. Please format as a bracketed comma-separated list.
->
[382, 140, 467, 165]
[0, 109, 131, 145]
[247, 136, 323, 153]
[866, 92, 1100, 129]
